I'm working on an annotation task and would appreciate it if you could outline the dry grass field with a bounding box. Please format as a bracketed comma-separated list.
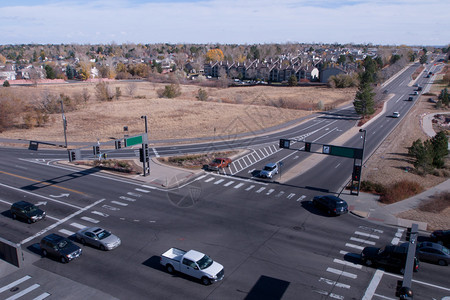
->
[0, 82, 356, 143]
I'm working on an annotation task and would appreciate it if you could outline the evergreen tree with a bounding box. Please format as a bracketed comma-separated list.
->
[3, 80, 10, 87]
[44, 65, 56, 79]
[288, 75, 298, 86]
[408, 139, 434, 173]
[431, 131, 449, 168]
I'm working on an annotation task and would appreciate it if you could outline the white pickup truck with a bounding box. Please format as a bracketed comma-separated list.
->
[160, 248, 224, 285]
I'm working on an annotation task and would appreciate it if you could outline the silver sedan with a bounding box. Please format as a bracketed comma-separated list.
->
[76, 227, 121, 251]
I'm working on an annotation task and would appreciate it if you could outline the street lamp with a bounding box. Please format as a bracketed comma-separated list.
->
[140, 115, 149, 176]
[359, 128, 366, 163]
[141, 115, 148, 134]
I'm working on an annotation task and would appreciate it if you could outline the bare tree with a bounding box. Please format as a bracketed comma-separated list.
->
[126, 82, 137, 97]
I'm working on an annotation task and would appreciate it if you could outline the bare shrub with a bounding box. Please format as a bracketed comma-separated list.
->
[196, 88, 209, 101]
[418, 192, 450, 213]
[95, 81, 114, 101]
[379, 180, 424, 204]
[126, 83, 137, 97]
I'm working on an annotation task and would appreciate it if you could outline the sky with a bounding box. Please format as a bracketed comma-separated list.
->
[0, 0, 449, 46]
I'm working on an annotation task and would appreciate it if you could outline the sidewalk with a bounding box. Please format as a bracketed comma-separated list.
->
[340, 179, 450, 231]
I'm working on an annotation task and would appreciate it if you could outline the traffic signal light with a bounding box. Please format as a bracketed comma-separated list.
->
[143, 144, 149, 162]
[405, 227, 412, 242]
[279, 139, 290, 149]
[139, 148, 144, 162]
[115, 140, 122, 149]
[352, 164, 361, 181]
[69, 150, 76, 162]
[93, 145, 100, 155]
[304, 142, 311, 152]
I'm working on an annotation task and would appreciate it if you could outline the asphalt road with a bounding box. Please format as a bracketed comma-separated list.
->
[0, 58, 448, 299]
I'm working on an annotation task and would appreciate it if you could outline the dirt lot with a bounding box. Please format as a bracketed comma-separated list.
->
[0, 82, 356, 143]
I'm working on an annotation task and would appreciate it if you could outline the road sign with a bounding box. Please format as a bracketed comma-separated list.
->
[322, 145, 363, 159]
[125, 135, 143, 147]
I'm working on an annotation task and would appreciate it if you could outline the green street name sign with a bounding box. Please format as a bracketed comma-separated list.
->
[322, 145, 363, 159]
[125, 135, 143, 147]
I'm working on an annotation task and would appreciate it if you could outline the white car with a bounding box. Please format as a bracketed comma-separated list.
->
[260, 163, 279, 178]
[76, 227, 121, 250]
[392, 112, 400, 118]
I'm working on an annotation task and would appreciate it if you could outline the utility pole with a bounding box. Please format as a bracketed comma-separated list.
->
[141, 115, 150, 176]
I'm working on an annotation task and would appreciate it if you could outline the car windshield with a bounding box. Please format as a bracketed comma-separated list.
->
[263, 165, 275, 171]
[96, 230, 111, 240]
[57, 240, 69, 249]
[212, 159, 221, 164]
[24, 205, 37, 212]
[197, 255, 213, 270]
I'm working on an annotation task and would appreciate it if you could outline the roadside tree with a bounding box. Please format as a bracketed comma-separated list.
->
[288, 75, 298, 86]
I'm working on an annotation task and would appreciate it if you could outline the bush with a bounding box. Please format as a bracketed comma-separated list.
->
[196, 88, 208, 101]
[379, 180, 424, 204]
[2, 80, 10, 87]
[360, 180, 386, 194]
[418, 192, 450, 213]
[157, 84, 181, 98]
[95, 81, 114, 101]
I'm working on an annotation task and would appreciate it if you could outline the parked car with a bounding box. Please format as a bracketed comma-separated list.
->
[312, 195, 348, 216]
[416, 242, 450, 266]
[430, 229, 450, 247]
[10, 201, 46, 223]
[361, 245, 419, 274]
[413, 91, 418, 95]
[160, 248, 224, 285]
[408, 96, 413, 101]
[259, 163, 279, 179]
[76, 227, 121, 250]
[40, 233, 82, 263]
[392, 112, 400, 118]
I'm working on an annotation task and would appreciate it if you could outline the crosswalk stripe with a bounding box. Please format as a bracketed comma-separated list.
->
[204, 177, 214, 182]
[127, 192, 141, 197]
[245, 185, 255, 191]
[58, 229, 75, 236]
[326, 267, 357, 279]
[81, 216, 99, 224]
[234, 183, 244, 189]
[0, 276, 31, 293]
[119, 196, 136, 202]
[70, 222, 86, 229]
[135, 188, 150, 193]
[266, 189, 274, 195]
[275, 191, 285, 198]
[33, 292, 51, 300]
[354, 231, 380, 239]
[214, 179, 225, 185]
[224, 181, 235, 187]
[6, 283, 40, 300]
[91, 211, 108, 217]
[287, 193, 295, 199]
[111, 201, 128, 206]
[350, 237, 376, 245]
[256, 187, 266, 193]
[333, 259, 362, 269]
[345, 243, 364, 250]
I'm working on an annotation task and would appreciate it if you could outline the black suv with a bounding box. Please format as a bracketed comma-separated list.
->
[40, 234, 82, 263]
[361, 245, 419, 274]
[10, 201, 46, 223]
[312, 195, 348, 216]
[430, 230, 450, 248]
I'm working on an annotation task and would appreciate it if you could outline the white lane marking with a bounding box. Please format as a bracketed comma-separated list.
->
[135, 188, 150, 193]
[345, 243, 364, 250]
[354, 231, 380, 239]
[350, 237, 376, 245]
[33, 292, 51, 300]
[152, 148, 160, 157]
[391, 228, 404, 245]
[111, 201, 128, 206]
[127, 192, 141, 197]
[19, 199, 105, 245]
[314, 290, 344, 300]
[119, 196, 136, 202]
[0, 276, 31, 293]
[287, 193, 295, 199]
[256, 187, 266, 193]
[318, 277, 350, 289]
[362, 269, 384, 300]
[248, 168, 255, 174]
[266, 189, 275, 195]
[70, 222, 86, 229]
[58, 229, 75, 236]
[5, 283, 40, 300]
[333, 259, 362, 269]
[214, 179, 225, 185]
[0, 182, 82, 209]
[372, 293, 396, 300]
[245, 185, 255, 191]
[81, 216, 99, 224]
[383, 272, 450, 291]
[224, 181, 235, 187]
[204, 177, 214, 183]
[339, 250, 361, 260]
[91, 211, 108, 217]
[234, 183, 244, 189]
[296, 195, 306, 202]
[326, 267, 357, 279]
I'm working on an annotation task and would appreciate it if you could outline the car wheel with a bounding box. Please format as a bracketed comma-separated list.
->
[201, 276, 211, 285]
[12, 213, 17, 220]
[60, 256, 68, 263]
[438, 259, 447, 266]
[365, 259, 373, 266]
[42, 249, 47, 257]
[166, 264, 174, 274]
[99, 245, 106, 251]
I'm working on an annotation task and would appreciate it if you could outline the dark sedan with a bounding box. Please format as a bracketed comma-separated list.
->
[312, 195, 348, 216]
[416, 242, 450, 266]
[430, 229, 450, 248]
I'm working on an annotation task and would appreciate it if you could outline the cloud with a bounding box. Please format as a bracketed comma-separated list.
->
[0, 0, 448, 45]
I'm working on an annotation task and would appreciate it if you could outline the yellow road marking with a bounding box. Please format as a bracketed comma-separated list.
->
[0, 170, 86, 195]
